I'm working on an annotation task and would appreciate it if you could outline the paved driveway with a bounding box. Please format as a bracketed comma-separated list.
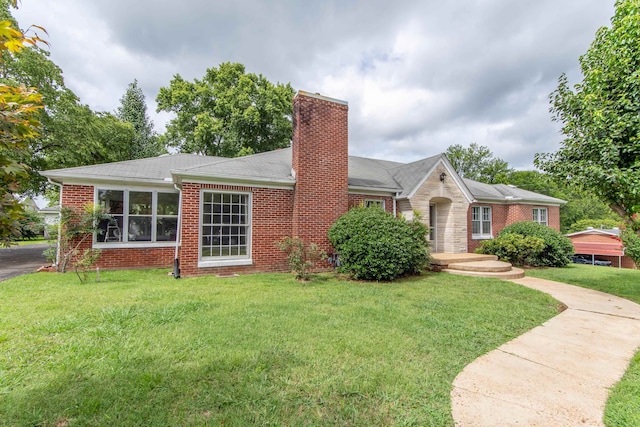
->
[0, 244, 49, 281]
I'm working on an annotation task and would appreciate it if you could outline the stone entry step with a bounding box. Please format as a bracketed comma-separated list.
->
[430, 253, 498, 267]
[431, 253, 525, 279]
[442, 266, 525, 280]
[448, 260, 513, 273]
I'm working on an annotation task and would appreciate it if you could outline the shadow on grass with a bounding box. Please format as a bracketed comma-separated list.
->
[3, 347, 408, 426]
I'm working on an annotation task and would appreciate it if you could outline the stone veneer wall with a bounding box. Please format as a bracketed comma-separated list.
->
[398, 163, 470, 253]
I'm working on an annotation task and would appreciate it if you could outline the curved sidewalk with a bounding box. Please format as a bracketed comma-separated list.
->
[451, 276, 640, 426]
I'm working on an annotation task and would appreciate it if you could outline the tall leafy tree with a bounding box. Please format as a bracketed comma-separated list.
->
[535, 0, 640, 230]
[445, 143, 512, 183]
[0, 1, 135, 194]
[0, 0, 45, 245]
[156, 62, 295, 157]
[501, 171, 619, 232]
[116, 79, 162, 159]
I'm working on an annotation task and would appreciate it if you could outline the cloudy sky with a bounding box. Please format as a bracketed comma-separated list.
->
[14, 1, 615, 169]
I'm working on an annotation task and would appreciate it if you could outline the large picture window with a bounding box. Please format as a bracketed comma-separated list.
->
[201, 191, 251, 261]
[96, 189, 179, 244]
[532, 208, 548, 226]
[472, 206, 492, 239]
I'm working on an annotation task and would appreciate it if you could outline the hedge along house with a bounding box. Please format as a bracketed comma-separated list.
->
[41, 91, 565, 277]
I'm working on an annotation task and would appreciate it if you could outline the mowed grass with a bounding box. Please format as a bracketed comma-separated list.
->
[527, 265, 640, 427]
[0, 270, 559, 426]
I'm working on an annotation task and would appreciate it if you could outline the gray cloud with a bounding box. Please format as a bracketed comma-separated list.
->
[14, 0, 615, 170]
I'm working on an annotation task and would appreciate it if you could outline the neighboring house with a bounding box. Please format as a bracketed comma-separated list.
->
[566, 228, 637, 269]
[41, 91, 565, 277]
[39, 205, 60, 240]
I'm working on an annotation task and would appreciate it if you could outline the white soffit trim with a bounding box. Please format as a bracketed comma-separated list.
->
[348, 186, 397, 196]
[173, 174, 295, 190]
[43, 175, 176, 188]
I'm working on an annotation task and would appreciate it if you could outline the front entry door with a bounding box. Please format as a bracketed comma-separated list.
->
[429, 204, 437, 252]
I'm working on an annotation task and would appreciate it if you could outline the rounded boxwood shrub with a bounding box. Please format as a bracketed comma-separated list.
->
[328, 207, 430, 281]
[477, 221, 573, 267]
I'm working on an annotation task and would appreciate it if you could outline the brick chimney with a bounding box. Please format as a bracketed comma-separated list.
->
[291, 91, 349, 250]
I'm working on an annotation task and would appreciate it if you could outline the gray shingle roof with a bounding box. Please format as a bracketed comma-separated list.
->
[174, 148, 295, 185]
[41, 150, 565, 205]
[388, 154, 443, 198]
[348, 155, 404, 190]
[42, 153, 224, 185]
[463, 179, 566, 205]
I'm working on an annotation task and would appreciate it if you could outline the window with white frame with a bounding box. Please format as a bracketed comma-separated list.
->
[201, 191, 250, 260]
[472, 206, 492, 239]
[364, 199, 385, 209]
[96, 189, 179, 244]
[532, 208, 548, 226]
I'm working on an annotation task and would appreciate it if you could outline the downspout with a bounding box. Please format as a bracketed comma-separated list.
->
[173, 183, 182, 278]
[47, 178, 63, 269]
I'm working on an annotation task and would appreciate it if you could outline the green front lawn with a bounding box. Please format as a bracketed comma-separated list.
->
[527, 265, 640, 427]
[0, 270, 559, 426]
[11, 238, 47, 246]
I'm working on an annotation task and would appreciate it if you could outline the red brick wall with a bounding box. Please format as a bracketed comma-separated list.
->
[60, 184, 175, 269]
[348, 194, 394, 214]
[467, 203, 562, 252]
[178, 182, 293, 277]
[292, 92, 349, 253]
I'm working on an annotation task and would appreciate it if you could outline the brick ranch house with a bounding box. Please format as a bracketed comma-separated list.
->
[41, 91, 565, 277]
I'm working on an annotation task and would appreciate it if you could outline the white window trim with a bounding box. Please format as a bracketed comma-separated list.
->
[472, 206, 493, 240]
[93, 187, 179, 249]
[533, 207, 548, 226]
[198, 189, 252, 268]
[364, 199, 385, 209]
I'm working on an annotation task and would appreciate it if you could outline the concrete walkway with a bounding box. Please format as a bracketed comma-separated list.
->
[451, 276, 640, 426]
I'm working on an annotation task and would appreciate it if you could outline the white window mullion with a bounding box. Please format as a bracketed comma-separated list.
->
[123, 190, 129, 242]
[151, 191, 157, 242]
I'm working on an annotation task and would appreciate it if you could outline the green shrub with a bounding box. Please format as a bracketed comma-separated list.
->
[328, 207, 430, 281]
[476, 233, 545, 267]
[276, 236, 327, 281]
[477, 221, 573, 267]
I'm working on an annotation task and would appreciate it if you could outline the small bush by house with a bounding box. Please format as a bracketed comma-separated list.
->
[328, 207, 430, 281]
[477, 221, 573, 267]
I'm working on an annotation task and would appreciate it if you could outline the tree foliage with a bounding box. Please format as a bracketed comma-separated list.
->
[116, 79, 163, 159]
[445, 143, 512, 183]
[499, 170, 619, 232]
[535, 0, 640, 231]
[0, 0, 45, 246]
[0, 1, 135, 194]
[54, 203, 108, 280]
[156, 62, 295, 157]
